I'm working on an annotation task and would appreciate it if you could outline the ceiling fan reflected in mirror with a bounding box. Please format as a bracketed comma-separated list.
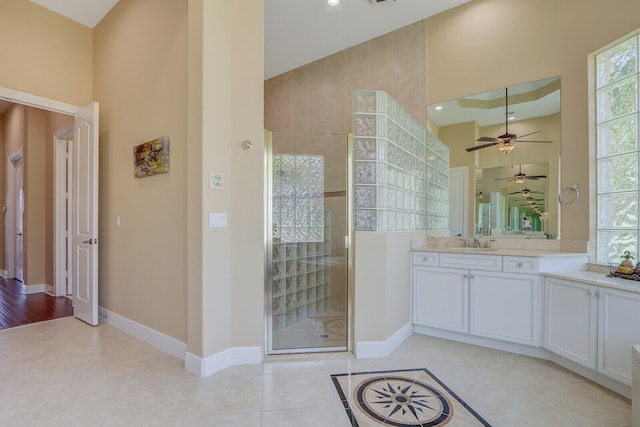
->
[508, 187, 543, 197]
[465, 87, 554, 153]
[495, 165, 547, 184]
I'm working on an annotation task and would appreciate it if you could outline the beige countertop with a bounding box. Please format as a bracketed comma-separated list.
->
[411, 246, 588, 258]
[542, 270, 640, 294]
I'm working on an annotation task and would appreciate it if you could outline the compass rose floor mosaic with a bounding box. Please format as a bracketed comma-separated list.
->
[332, 368, 491, 427]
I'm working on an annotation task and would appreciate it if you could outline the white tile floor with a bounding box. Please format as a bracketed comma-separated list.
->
[0, 317, 631, 426]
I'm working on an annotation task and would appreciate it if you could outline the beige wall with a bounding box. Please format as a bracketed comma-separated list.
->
[93, 0, 188, 342]
[187, 0, 265, 356]
[0, 0, 93, 106]
[427, 0, 640, 241]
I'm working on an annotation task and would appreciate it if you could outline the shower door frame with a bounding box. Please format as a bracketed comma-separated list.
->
[264, 130, 354, 355]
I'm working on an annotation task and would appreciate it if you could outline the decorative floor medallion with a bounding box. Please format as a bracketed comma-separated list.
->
[331, 368, 491, 427]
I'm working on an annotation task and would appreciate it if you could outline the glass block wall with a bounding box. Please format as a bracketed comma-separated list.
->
[271, 213, 332, 332]
[352, 90, 449, 232]
[272, 154, 331, 332]
[272, 155, 325, 243]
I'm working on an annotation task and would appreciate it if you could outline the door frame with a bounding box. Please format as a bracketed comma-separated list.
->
[5, 149, 24, 280]
[0, 87, 95, 315]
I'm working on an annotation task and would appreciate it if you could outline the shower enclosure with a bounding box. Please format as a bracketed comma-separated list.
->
[265, 131, 351, 354]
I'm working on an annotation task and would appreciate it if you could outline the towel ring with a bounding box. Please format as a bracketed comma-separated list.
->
[558, 184, 579, 205]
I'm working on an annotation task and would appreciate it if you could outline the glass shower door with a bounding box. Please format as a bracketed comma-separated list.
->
[267, 131, 350, 354]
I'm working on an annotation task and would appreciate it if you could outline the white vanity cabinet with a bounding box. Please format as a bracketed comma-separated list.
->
[470, 270, 540, 346]
[543, 276, 640, 386]
[412, 252, 541, 347]
[598, 287, 640, 384]
[413, 266, 468, 333]
[543, 277, 598, 369]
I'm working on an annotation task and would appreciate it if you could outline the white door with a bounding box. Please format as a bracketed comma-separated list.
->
[14, 156, 24, 282]
[449, 167, 468, 237]
[72, 102, 99, 326]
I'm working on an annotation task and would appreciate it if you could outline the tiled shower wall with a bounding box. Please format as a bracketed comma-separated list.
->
[353, 90, 449, 232]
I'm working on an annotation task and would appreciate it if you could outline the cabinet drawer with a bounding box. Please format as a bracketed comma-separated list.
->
[503, 256, 539, 274]
[412, 252, 439, 267]
[439, 253, 502, 271]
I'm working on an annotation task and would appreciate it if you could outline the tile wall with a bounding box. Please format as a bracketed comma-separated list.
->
[352, 90, 449, 232]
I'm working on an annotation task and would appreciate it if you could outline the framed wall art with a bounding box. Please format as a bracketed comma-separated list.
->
[133, 136, 169, 178]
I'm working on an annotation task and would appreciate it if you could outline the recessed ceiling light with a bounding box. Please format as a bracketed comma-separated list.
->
[434, 105, 443, 111]
[328, 0, 340, 5]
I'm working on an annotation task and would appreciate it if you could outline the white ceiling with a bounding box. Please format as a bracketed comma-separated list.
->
[265, 0, 470, 79]
[30, 0, 119, 29]
[28, 0, 470, 79]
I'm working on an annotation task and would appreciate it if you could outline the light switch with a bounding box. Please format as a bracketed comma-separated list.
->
[209, 212, 227, 228]
[209, 172, 224, 190]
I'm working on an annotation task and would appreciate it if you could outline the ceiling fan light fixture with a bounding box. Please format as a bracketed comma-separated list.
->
[497, 141, 516, 154]
[514, 175, 525, 184]
[521, 189, 531, 197]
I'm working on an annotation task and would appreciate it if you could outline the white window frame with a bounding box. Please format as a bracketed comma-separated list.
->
[592, 30, 640, 265]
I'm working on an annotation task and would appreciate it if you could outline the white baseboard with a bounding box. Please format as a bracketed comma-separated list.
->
[185, 346, 263, 378]
[356, 322, 413, 358]
[1, 270, 7, 278]
[98, 306, 263, 377]
[21, 283, 46, 294]
[98, 306, 187, 360]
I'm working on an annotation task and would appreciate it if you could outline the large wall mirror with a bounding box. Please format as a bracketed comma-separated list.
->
[427, 77, 561, 239]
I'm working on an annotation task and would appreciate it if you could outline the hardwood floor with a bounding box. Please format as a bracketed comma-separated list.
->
[0, 277, 73, 330]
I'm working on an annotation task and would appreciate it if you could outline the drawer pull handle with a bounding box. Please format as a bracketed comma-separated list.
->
[517, 262, 523, 267]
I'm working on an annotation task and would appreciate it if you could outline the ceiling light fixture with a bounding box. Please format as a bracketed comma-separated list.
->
[328, 0, 340, 5]
[497, 140, 516, 154]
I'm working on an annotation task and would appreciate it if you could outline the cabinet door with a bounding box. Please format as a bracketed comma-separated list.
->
[543, 277, 597, 369]
[413, 266, 468, 333]
[598, 288, 640, 385]
[470, 271, 540, 346]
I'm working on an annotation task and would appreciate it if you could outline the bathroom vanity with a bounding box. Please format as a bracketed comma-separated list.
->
[411, 246, 640, 398]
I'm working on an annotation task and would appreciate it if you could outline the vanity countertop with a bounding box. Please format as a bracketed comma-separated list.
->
[542, 270, 640, 294]
[411, 246, 588, 258]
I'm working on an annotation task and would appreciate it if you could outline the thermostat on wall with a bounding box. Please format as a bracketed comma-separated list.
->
[209, 172, 224, 190]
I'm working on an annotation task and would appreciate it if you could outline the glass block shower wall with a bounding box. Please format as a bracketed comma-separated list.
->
[352, 90, 449, 232]
[272, 154, 331, 333]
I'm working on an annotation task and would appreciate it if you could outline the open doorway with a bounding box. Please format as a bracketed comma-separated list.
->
[0, 88, 99, 328]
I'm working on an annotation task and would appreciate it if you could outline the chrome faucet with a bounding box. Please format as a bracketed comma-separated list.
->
[473, 237, 481, 248]
[460, 238, 470, 247]
[484, 239, 495, 248]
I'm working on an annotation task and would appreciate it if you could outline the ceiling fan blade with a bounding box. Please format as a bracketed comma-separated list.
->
[465, 142, 499, 152]
[516, 130, 541, 139]
[476, 136, 497, 142]
[516, 140, 554, 143]
[525, 175, 547, 180]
